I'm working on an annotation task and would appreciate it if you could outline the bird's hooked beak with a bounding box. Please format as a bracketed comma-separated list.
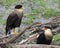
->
[41, 26, 48, 30]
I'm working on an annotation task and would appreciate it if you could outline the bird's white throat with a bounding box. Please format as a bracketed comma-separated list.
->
[44, 29, 53, 40]
[15, 9, 23, 12]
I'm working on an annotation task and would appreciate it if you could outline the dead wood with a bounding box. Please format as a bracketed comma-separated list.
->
[51, 16, 60, 22]
[19, 26, 60, 44]
[19, 33, 39, 44]
[13, 44, 60, 48]
[0, 16, 60, 45]
[6, 22, 41, 43]
[0, 44, 8, 48]
[52, 27, 60, 35]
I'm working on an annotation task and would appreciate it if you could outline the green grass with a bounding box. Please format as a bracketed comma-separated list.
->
[53, 34, 60, 41]
[0, 15, 6, 25]
[39, 0, 46, 7]
[54, 0, 60, 3]
[28, 0, 35, 2]
[0, 19, 6, 25]
[0, 0, 17, 8]
[44, 8, 60, 18]
[22, 9, 40, 24]
[22, 18, 33, 24]
[28, 0, 60, 18]
[31, 9, 40, 14]
[26, 14, 38, 19]
[22, 14, 39, 24]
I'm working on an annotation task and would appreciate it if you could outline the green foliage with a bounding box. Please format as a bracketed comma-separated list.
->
[31, 9, 40, 14]
[28, 0, 34, 2]
[54, 0, 60, 3]
[44, 8, 55, 18]
[9, 46, 13, 48]
[39, 0, 46, 7]
[5, 0, 16, 6]
[0, 15, 6, 25]
[53, 34, 60, 41]
[44, 8, 60, 18]
[22, 14, 38, 24]
[28, 0, 60, 18]
[0, 0, 17, 8]
[0, 20, 6, 25]
[0, 16, 2, 19]
[26, 14, 38, 19]
[54, 11, 60, 16]
[22, 18, 33, 24]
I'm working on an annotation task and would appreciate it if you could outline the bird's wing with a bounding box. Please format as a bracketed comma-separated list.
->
[6, 12, 18, 26]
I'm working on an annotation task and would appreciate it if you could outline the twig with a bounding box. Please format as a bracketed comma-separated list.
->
[52, 27, 60, 35]
[51, 16, 60, 21]
[19, 33, 39, 44]
[0, 34, 15, 39]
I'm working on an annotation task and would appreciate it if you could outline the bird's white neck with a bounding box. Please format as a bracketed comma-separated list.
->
[44, 29, 53, 40]
[15, 9, 23, 13]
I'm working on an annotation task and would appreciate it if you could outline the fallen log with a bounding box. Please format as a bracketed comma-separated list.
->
[18, 27, 60, 44]
[0, 16, 60, 46]
[0, 22, 41, 44]
[10, 44, 60, 48]
[19, 33, 39, 44]
[52, 27, 60, 35]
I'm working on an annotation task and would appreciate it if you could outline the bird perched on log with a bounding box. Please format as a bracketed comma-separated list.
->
[37, 26, 53, 45]
[5, 5, 23, 35]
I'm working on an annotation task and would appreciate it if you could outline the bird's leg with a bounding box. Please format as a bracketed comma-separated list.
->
[13, 28, 18, 35]
[8, 30, 11, 35]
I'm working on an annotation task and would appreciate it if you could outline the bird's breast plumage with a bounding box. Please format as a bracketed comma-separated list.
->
[44, 29, 53, 40]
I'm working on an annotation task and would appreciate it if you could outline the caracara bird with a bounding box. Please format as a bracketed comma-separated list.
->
[5, 5, 23, 35]
[37, 26, 53, 45]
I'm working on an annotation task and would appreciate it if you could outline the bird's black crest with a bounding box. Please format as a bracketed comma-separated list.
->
[15, 5, 22, 9]
[44, 26, 52, 29]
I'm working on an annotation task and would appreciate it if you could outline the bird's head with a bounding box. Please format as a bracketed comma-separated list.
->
[15, 5, 22, 9]
[41, 26, 52, 31]
[15, 5, 24, 12]
[42, 26, 53, 40]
